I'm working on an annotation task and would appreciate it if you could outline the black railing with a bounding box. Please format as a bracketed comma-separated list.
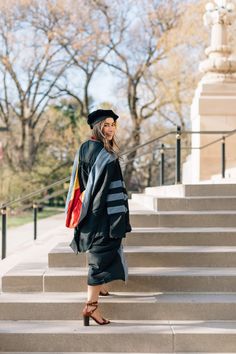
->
[121, 127, 236, 185]
[1, 126, 236, 259]
[222, 136, 226, 179]
[176, 126, 181, 184]
[1, 207, 7, 259]
[160, 144, 165, 186]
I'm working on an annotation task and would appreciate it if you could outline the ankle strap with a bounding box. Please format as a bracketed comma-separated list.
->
[86, 301, 98, 306]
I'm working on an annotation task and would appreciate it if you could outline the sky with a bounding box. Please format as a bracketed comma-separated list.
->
[89, 68, 117, 107]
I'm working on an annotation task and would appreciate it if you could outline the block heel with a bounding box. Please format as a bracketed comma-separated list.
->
[83, 315, 90, 326]
[82, 301, 110, 326]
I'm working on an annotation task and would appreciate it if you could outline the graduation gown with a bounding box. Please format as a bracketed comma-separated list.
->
[65, 138, 132, 285]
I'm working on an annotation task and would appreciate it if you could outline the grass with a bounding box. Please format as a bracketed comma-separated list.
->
[0, 206, 64, 229]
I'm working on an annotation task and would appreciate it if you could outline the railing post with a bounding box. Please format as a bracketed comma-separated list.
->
[160, 144, 165, 185]
[33, 203, 38, 240]
[222, 136, 225, 178]
[175, 126, 181, 184]
[1, 206, 7, 259]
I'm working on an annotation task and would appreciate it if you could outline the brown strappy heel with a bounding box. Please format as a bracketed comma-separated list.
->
[82, 301, 110, 326]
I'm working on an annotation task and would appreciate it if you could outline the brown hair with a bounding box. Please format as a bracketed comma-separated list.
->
[92, 120, 120, 157]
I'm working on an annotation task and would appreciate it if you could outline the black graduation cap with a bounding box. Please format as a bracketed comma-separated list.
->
[87, 109, 119, 129]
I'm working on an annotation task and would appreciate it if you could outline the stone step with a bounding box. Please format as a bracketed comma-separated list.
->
[48, 243, 236, 268]
[131, 194, 236, 211]
[4, 263, 236, 293]
[126, 228, 236, 246]
[43, 267, 236, 293]
[145, 184, 236, 197]
[0, 320, 236, 352]
[130, 211, 236, 227]
[48, 245, 87, 267]
[1, 292, 236, 321]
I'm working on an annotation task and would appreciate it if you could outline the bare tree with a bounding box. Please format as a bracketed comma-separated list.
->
[52, 0, 130, 119]
[100, 0, 182, 188]
[0, 0, 73, 171]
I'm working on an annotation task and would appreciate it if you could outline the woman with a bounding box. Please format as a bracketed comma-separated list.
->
[65, 109, 132, 326]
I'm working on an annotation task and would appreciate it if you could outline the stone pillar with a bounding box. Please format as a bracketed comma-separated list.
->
[183, 0, 236, 183]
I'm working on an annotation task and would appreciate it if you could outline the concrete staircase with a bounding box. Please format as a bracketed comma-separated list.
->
[1, 183, 236, 352]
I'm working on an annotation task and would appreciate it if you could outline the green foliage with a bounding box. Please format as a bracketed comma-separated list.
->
[0, 98, 91, 205]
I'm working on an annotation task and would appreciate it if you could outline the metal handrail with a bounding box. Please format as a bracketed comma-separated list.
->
[1, 177, 69, 208]
[120, 131, 174, 156]
[19, 189, 67, 212]
[1, 130, 176, 209]
[2, 128, 236, 209]
[120, 128, 236, 165]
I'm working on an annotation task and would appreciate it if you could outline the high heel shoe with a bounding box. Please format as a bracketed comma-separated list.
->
[82, 301, 110, 326]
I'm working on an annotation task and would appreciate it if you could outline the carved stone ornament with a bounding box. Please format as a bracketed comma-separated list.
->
[199, 0, 236, 82]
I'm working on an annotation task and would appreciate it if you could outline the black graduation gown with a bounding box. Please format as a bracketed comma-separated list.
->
[70, 139, 132, 285]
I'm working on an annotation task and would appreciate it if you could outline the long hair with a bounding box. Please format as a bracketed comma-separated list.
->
[92, 120, 120, 157]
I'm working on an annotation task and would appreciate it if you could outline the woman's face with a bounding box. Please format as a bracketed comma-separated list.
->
[102, 117, 116, 141]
